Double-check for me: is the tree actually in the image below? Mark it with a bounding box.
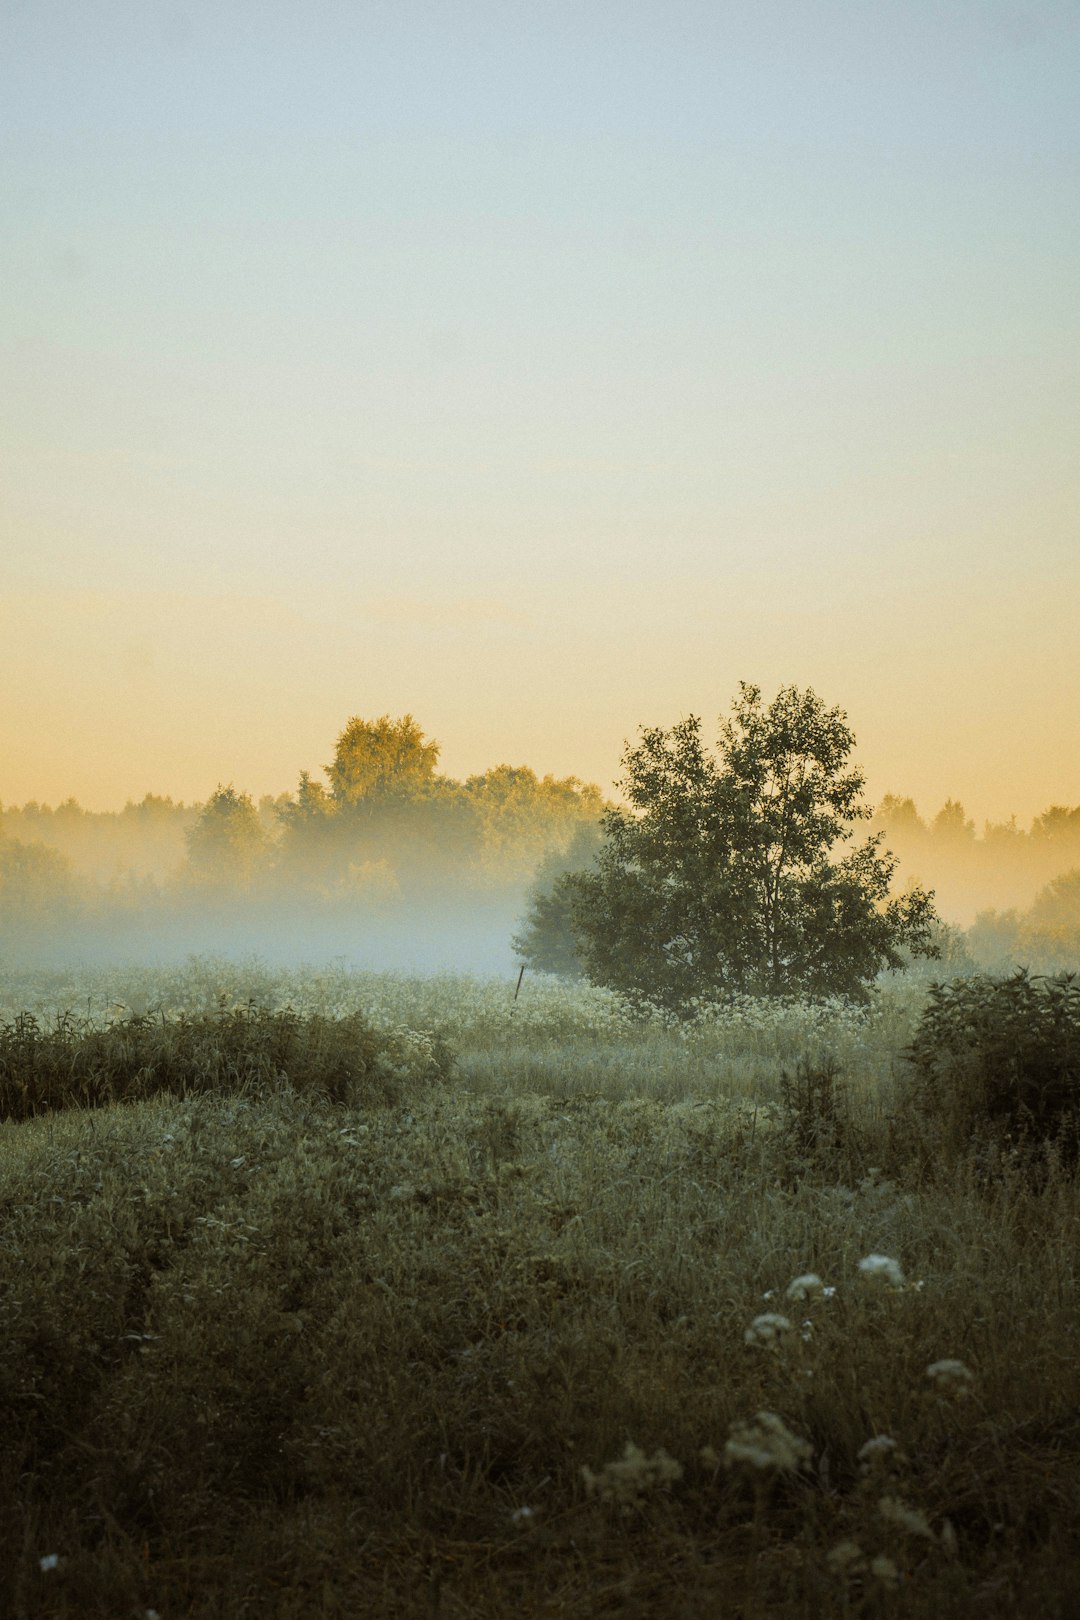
[326,714,440,806]
[279,716,481,891]
[184,786,268,891]
[564,683,939,1009]
[0,835,79,932]
[512,821,604,976]
[465,765,604,881]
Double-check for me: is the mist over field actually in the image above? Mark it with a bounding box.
[3,709,1080,983]
[0,714,605,978]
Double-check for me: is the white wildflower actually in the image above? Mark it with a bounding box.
[509,1505,535,1525]
[926,1358,975,1396]
[879,1495,934,1539]
[744,1312,794,1347]
[581,1442,683,1507]
[724,1412,812,1475]
[858,1253,905,1288]
[827,1539,866,1575]
[39,1554,60,1572]
[785,1272,825,1302]
[870,1554,900,1587]
[858,1434,902,1474]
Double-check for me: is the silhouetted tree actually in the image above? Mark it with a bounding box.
[564,683,940,1009]
[513,821,604,976]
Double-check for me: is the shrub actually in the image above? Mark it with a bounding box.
[777,1057,863,1182]
[0,1001,452,1120]
[896,971,1080,1172]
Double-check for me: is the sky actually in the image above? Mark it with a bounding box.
[2,0,1078,824]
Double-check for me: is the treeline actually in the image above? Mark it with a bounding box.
[0,716,603,949]
[868,796,1080,972]
[871,795,1080,917]
[3,714,1080,975]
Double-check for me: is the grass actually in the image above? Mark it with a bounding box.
[2,958,1079,1616]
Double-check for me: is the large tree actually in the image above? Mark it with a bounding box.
[564,683,939,1008]
[325,714,440,805]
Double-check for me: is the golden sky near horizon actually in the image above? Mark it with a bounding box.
[2,2,1078,826]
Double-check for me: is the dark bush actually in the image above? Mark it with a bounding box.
[0,1001,451,1120]
[897,971,1080,1172]
[777,1057,864,1184]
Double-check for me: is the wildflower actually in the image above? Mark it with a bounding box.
[724,1412,812,1475]
[858,1253,905,1288]
[879,1495,934,1539]
[744,1312,794,1347]
[581,1442,683,1507]
[39,1554,59,1572]
[870,1554,900,1587]
[858,1434,902,1474]
[785,1272,824,1302]
[827,1539,866,1575]
[509,1505,535,1525]
[926,1358,975,1396]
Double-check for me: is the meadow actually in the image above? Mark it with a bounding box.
[1,957,1078,1617]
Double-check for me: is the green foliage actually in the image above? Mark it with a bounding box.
[3,1067,1080,1615]
[0,834,79,930]
[0,1001,452,1120]
[466,765,603,879]
[184,785,268,890]
[513,821,604,977]
[898,971,1080,1170]
[777,1057,862,1183]
[568,683,940,1010]
[325,712,440,804]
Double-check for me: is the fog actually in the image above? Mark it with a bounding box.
[4,716,1080,983]
[0,717,603,978]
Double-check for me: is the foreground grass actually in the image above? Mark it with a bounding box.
[3,1009,1080,1616]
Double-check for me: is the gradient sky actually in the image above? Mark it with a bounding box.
[2,1,1078,822]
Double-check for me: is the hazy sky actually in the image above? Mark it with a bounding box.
[2,1,1078,822]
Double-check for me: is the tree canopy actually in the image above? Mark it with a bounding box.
[556,683,939,1008]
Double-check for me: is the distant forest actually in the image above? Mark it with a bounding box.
[2,714,1080,974]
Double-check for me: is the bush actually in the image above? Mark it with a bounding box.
[0,1001,452,1120]
[777,1057,864,1183]
[896,971,1080,1172]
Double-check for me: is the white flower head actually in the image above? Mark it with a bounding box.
[858,1434,902,1474]
[870,1554,900,1587]
[827,1539,866,1575]
[858,1253,905,1288]
[879,1495,934,1539]
[744,1312,794,1347]
[581,1442,683,1507]
[39,1554,60,1573]
[724,1411,812,1475]
[926,1358,975,1396]
[786,1272,824,1302]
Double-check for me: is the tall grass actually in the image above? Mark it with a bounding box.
[1,959,1077,1616]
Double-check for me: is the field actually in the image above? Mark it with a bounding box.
[2,958,1079,1618]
